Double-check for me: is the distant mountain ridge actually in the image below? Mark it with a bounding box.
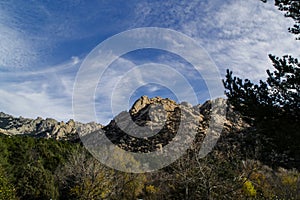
[0,111,103,140]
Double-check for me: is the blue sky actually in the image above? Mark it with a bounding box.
[0,0,299,124]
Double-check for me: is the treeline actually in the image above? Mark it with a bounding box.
[0,134,299,199]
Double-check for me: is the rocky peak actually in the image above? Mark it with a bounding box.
[130,95,177,115]
[100,96,251,155]
[103,96,206,153]
[0,112,13,118]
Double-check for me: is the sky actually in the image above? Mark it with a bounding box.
[0,0,299,124]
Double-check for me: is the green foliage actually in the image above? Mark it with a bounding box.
[17,163,58,200]
[0,164,18,200]
[0,123,298,200]
[0,134,149,200]
[0,134,79,200]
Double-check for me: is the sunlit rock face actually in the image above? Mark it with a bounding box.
[102,96,238,154]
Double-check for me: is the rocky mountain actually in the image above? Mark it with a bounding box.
[101,96,248,154]
[5,96,294,168]
[0,96,248,153]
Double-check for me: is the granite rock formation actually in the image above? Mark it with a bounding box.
[0,96,248,153]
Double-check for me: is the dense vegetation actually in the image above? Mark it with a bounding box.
[0,135,78,199]
[0,133,299,199]
[0,135,148,200]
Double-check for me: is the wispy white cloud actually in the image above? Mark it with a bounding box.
[0,1,136,123]
[1,0,299,125]
[133,0,299,82]
[0,57,81,121]
[0,89,72,120]
[204,1,299,80]
[0,10,37,69]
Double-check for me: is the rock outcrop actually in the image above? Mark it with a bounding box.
[100,96,246,154]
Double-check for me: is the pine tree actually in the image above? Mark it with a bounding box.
[223,54,299,168]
